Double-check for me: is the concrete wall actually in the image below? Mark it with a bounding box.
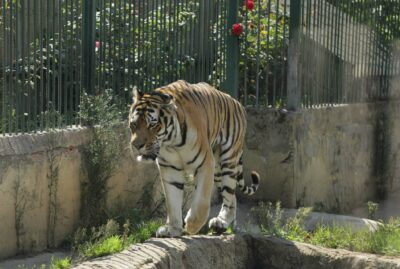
[1,100,400,259]
[0,127,159,259]
[243,101,400,215]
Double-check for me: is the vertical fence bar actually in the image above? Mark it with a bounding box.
[280,0,288,105]
[224,0,239,98]
[82,0,96,95]
[255,0,260,106]
[1,0,6,134]
[287,0,302,110]
[265,0,272,106]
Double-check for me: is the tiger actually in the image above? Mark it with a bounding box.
[128,80,259,237]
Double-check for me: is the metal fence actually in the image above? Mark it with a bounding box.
[90,0,231,101]
[295,0,400,107]
[1,0,399,134]
[239,0,290,107]
[0,0,230,134]
[1,0,83,134]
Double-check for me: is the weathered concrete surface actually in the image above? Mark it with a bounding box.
[72,234,400,269]
[243,101,400,215]
[0,127,160,259]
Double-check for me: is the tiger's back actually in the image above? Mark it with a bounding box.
[157,80,246,151]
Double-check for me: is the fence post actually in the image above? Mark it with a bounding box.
[82,0,96,94]
[225,0,239,99]
[287,0,302,110]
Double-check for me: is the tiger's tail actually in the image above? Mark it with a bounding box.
[238,171,259,195]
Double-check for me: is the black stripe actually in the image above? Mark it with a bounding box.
[158,162,183,171]
[221,186,235,194]
[239,155,243,165]
[220,142,234,157]
[187,146,202,165]
[223,204,235,209]
[165,126,174,142]
[221,161,235,170]
[221,170,234,177]
[166,181,184,190]
[231,109,238,145]
[163,115,168,127]
[176,120,187,147]
[222,102,230,146]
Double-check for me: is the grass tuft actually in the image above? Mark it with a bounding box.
[50,257,72,269]
[83,236,124,258]
[253,202,400,256]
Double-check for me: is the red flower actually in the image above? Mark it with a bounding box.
[232,23,244,36]
[244,0,255,11]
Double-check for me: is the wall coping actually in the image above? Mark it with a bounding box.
[72,234,400,269]
[0,126,91,157]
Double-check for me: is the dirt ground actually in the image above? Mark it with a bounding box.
[0,251,69,269]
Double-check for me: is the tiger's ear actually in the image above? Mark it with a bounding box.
[132,86,143,103]
[159,93,173,104]
[160,93,177,110]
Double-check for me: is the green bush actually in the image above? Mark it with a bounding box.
[79,90,125,227]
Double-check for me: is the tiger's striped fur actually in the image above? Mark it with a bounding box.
[128,80,259,237]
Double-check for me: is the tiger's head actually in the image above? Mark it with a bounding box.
[128,87,176,162]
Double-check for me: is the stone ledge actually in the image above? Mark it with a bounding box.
[0,127,91,157]
[72,234,400,269]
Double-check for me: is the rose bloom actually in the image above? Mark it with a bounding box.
[244,0,255,10]
[232,23,244,36]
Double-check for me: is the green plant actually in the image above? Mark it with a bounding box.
[71,218,162,259]
[367,201,379,220]
[83,236,124,258]
[284,207,312,241]
[46,132,62,248]
[253,202,400,256]
[13,165,39,254]
[125,220,163,245]
[50,257,72,269]
[94,1,203,94]
[252,201,284,236]
[79,90,125,227]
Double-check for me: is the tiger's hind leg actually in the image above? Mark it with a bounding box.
[208,152,242,234]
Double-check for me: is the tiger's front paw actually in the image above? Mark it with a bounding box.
[156,225,183,238]
[208,217,229,234]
